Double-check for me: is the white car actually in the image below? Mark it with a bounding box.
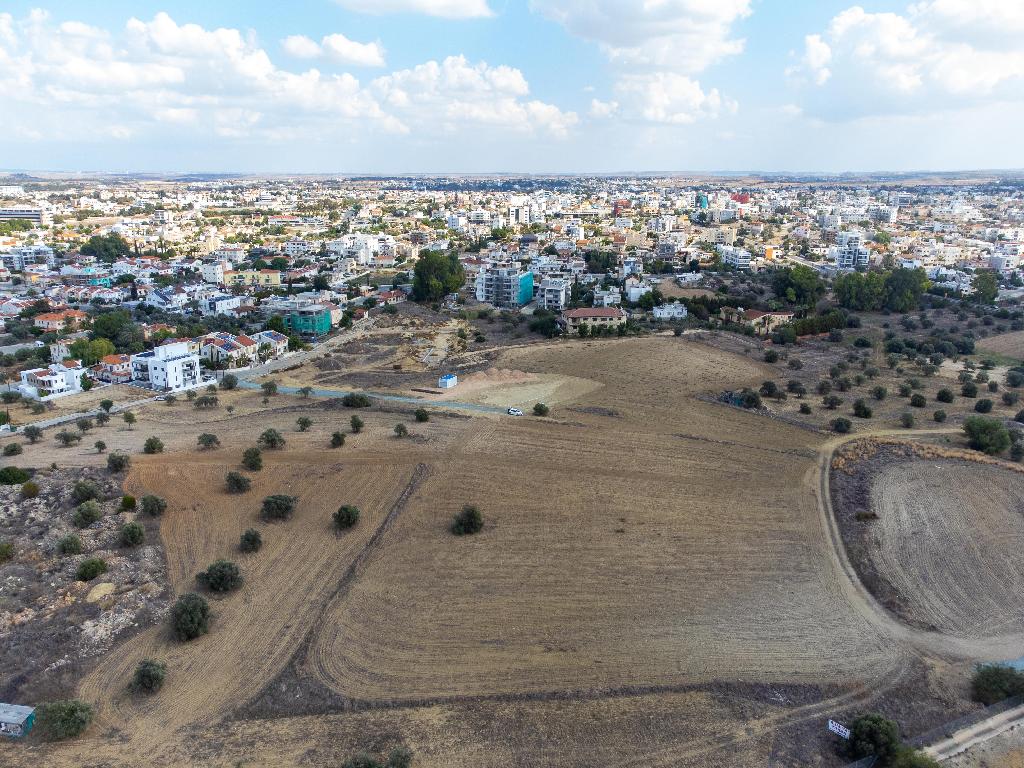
[507,407,524,416]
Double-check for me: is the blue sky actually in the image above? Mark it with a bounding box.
[2,1,1024,173]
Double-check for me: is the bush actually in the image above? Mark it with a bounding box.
[143,436,164,454]
[763,349,779,363]
[933,410,947,423]
[3,442,22,456]
[900,412,915,428]
[936,388,954,403]
[533,402,550,416]
[194,395,218,409]
[909,393,926,408]
[853,336,872,348]
[963,416,1011,455]
[21,480,39,499]
[414,408,430,422]
[340,747,413,768]
[121,494,136,510]
[76,557,107,581]
[971,664,1024,705]
[197,433,220,450]
[55,430,81,446]
[823,395,843,410]
[962,381,978,398]
[170,592,210,641]
[239,528,262,553]
[35,700,93,740]
[221,373,238,390]
[351,415,364,433]
[261,381,278,397]
[872,386,887,401]
[196,559,242,592]
[72,479,101,503]
[451,504,483,535]
[799,403,812,415]
[94,440,106,453]
[331,431,345,448]
[107,452,131,473]
[848,713,900,764]
[73,500,103,528]
[242,446,263,471]
[393,423,408,438]
[225,471,251,494]
[787,358,803,370]
[0,541,13,564]
[334,505,360,530]
[830,417,852,434]
[23,425,42,443]
[120,521,145,547]
[0,466,29,485]
[57,534,82,555]
[133,659,167,694]
[296,416,312,432]
[1003,391,1020,406]
[342,393,372,408]
[989,380,1000,393]
[853,400,872,419]
[141,494,167,517]
[974,398,993,413]
[257,428,286,449]
[261,494,297,521]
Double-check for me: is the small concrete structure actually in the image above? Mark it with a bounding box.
[438,373,458,389]
[0,703,35,738]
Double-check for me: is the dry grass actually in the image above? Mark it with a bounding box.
[979,329,1024,362]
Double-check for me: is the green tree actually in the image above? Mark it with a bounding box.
[848,713,900,764]
[80,233,131,263]
[225,471,251,494]
[123,411,136,429]
[296,416,312,432]
[412,251,465,302]
[963,416,1010,455]
[331,431,345,447]
[451,504,483,535]
[107,452,130,472]
[239,528,262,553]
[196,559,242,592]
[133,659,167,694]
[351,415,364,433]
[972,269,999,304]
[393,422,408,438]
[35,700,93,740]
[170,592,210,641]
[258,428,286,449]
[77,557,107,581]
[261,494,297,520]
[334,505,360,530]
[120,521,145,547]
[141,494,167,517]
[197,433,220,450]
[143,436,164,454]
[242,446,263,470]
[23,425,43,443]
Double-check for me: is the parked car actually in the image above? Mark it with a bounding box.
[507,407,524,416]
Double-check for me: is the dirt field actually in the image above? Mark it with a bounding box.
[979,330,1024,362]
[0,335,1008,767]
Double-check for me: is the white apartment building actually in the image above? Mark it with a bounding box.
[538,277,570,311]
[130,341,202,392]
[201,261,230,284]
[652,303,688,320]
[830,231,870,270]
[18,361,84,401]
[1,244,55,271]
[718,244,752,270]
[200,293,242,316]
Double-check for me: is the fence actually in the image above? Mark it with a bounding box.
[906,694,1024,749]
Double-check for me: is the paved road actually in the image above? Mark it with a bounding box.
[925,702,1024,761]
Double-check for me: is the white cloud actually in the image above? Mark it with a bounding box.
[589,98,618,118]
[333,0,493,19]
[282,34,321,59]
[791,3,1024,119]
[531,0,747,125]
[0,11,573,149]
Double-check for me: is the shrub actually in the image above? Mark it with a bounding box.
[763,349,779,363]
[897,384,912,397]
[799,403,812,415]
[830,417,852,434]
[170,592,210,641]
[963,416,1011,455]
[0,466,29,485]
[55,430,81,447]
[1013,442,1024,462]
[72,480,101,503]
[194,395,218,409]
[143,436,164,454]
[739,389,762,409]
[242,447,262,471]
[973,398,993,414]
[331,431,345,448]
[451,504,483,535]
[99,399,114,412]
[296,416,312,432]
[853,336,872,348]
[122,411,136,429]
[107,452,131,473]
[971,664,1024,705]
[261,494,297,521]
[0,541,13,564]
[197,433,220,450]
[909,393,926,408]
[133,659,167,694]
[120,521,145,547]
[340,747,413,768]
[257,428,286,449]
[239,528,262,553]
[823,395,843,410]
[334,505,360,530]
[848,713,900,764]
[936,388,954,403]
[342,393,372,408]
[871,386,887,401]
[828,329,843,342]
[141,494,167,517]
[787,358,803,370]
[76,418,93,433]
[21,480,39,498]
[73,500,102,528]
[94,440,106,453]
[962,381,978,398]
[414,408,430,422]
[3,442,22,456]
[1003,391,1020,406]
[221,373,238,390]
[988,380,1000,393]
[260,381,278,396]
[57,534,82,555]
[76,557,107,581]
[853,400,873,419]
[121,494,136,510]
[35,700,93,740]
[23,425,42,443]
[533,402,550,416]
[196,559,242,592]
[900,412,915,428]
[225,471,251,494]
[351,415,364,433]
[933,410,947,423]
[393,423,408,438]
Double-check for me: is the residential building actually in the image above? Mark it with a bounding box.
[1,244,55,271]
[560,307,627,332]
[538,277,570,310]
[18,361,84,400]
[831,231,870,270]
[475,261,534,308]
[91,353,132,384]
[718,245,752,270]
[200,332,258,367]
[201,294,242,316]
[130,341,202,392]
[652,303,688,320]
[284,304,333,336]
[0,206,49,226]
[251,329,289,359]
[719,307,794,335]
[33,309,88,332]
[224,269,283,287]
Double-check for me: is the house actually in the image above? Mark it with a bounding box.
[0,703,35,738]
[91,353,132,384]
[33,309,88,332]
[18,361,84,400]
[593,288,622,307]
[200,294,242,317]
[560,307,627,332]
[251,329,289,359]
[377,289,406,306]
[130,341,202,392]
[652,303,688,320]
[145,287,191,312]
[224,269,283,287]
[720,307,794,335]
[200,332,258,367]
[538,277,570,310]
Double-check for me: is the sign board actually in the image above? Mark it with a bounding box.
[828,719,851,740]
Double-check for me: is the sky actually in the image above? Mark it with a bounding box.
[2,0,1024,174]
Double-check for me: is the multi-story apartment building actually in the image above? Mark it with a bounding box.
[130,341,202,392]
[538,277,570,311]
[475,261,534,308]
[831,230,870,270]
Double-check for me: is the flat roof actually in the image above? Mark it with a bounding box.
[0,703,34,723]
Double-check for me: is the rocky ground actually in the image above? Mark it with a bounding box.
[0,466,169,703]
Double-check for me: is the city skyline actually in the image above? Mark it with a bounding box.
[3,1,1024,173]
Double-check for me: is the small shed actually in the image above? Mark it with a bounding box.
[0,703,35,738]
[438,374,458,389]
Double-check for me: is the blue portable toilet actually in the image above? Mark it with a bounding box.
[0,703,35,738]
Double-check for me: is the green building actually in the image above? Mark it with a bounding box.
[284,305,332,337]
